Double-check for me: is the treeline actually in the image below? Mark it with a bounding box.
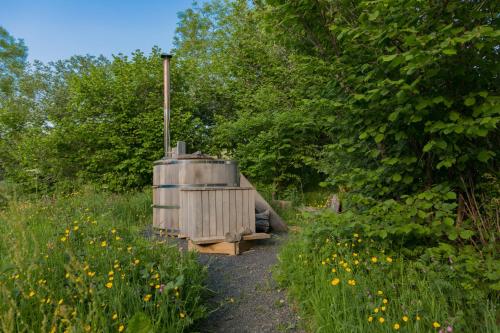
[1,1,499,230]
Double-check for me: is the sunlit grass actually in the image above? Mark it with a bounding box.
[276,211,499,333]
[0,188,206,332]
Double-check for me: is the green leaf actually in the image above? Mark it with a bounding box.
[368,10,380,21]
[381,54,398,62]
[464,97,476,106]
[477,150,494,162]
[359,132,368,139]
[442,48,457,55]
[374,133,384,143]
[392,174,402,182]
[388,111,398,122]
[445,191,457,200]
[449,112,460,121]
[459,230,475,240]
[443,217,454,226]
[127,312,153,333]
[423,142,433,152]
[447,230,458,241]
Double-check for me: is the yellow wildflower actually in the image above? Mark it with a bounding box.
[348,279,356,286]
[60,236,67,242]
[73,226,79,231]
[371,256,378,263]
[114,263,120,269]
[402,315,409,322]
[331,278,340,286]
[346,267,351,272]
[383,299,388,304]
[155,284,160,289]
[332,254,337,258]
[143,294,152,302]
[374,308,379,313]
[65,229,70,234]
[118,324,124,332]
[321,261,326,265]
[354,233,359,238]
[331,268,336,273]
[105,282,113,289]
[28,290,36,297]
[386,256,393,263]
[394,323,400,330]
[109,276,114,281]
[134,259,140,265]
[353,253,358,257]
[111,229,117,234]
[108,271,114,276]
[87,271,96,277]
[433,322,440,328]
[58,299,64,305]
[180,312,186,319]
[112,313,118,320]
[127,246,132,252]
[377,290,383,295]
[115,236,121,241]
[416,315,421,321]
[358,239,362,243]
[379,317,385,324]
[368,316,373,322]
[65,272,70,279]
[381,306,386,311]
[101,241,107,247]
[354,260,359,265]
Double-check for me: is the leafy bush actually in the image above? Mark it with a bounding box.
[0,189,207,332]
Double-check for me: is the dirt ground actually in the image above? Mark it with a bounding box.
[190,234,303,333]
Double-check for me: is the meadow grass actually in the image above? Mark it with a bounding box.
[0,187,206,333]
[276,211,499,333]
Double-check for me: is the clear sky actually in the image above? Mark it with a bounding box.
[0,0,196,63]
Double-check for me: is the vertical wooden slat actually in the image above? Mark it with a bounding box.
[208,190,216,236]
[242,189,249,231]
[194,191,203,239]
[236,189,243,231]
[223,189,230,235]
[216,190,223,236]
[201,190,210,238]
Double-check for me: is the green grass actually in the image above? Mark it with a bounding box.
[275,210,499,333]
[0,187,207,333]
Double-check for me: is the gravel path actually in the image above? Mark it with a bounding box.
[191,233,302,333]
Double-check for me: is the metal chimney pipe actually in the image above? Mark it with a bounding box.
[161,53,172,157]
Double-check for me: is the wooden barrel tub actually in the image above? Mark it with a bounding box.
[152,158,240,234]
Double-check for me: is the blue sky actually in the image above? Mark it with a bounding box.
[0,0,196,63]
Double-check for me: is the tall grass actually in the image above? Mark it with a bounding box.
[0,187,206,333]
[276,212,499,332]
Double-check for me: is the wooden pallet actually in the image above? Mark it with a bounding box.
[187,233,271,255]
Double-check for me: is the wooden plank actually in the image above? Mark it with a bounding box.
[209,189,216,237]
[242,233,271,241]
[229,189,236,234]
[191,233,270,244]
[188,240,239,256]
